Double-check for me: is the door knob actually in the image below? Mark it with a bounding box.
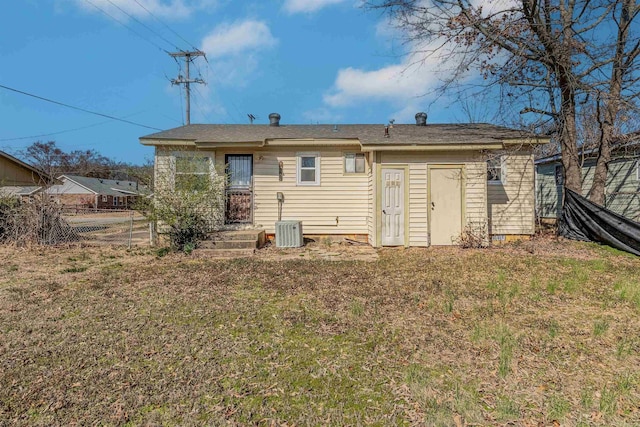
[382,209,387,214]
[431,202,435,210]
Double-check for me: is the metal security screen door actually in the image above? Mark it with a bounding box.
[225,154,253,224]
[381,168,405,246]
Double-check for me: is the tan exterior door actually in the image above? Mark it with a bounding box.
[429,167,463,245]
[382,168,405,246]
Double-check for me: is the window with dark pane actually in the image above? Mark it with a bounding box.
[487,156,502,183]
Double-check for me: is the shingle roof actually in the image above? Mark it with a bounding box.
[62,175,143,196]
[0,186,42,196]
[140,123,540,146]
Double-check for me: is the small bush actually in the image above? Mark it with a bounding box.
[455,222,488,248]
[0,194,78,246]
[145,153,225,253]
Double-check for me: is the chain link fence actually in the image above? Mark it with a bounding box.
[61,208,151,248]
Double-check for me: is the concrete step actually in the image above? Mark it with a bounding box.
[192,248,255,258]
[207,230,265,241]
[199,239,258,250]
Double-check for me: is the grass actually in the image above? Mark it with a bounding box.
[0,239,640,425]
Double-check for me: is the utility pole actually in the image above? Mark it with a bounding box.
[169,50,206,125]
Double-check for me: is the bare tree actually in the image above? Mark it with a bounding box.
[366,0,640,202]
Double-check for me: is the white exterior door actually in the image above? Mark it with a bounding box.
[429,167,463,245]
[381,168,405,246]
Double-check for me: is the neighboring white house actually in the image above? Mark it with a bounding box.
[140,113,548,247]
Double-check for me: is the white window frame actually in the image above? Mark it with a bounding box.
[102,195,107,203]
[344,152,366,174]
[487,155,506,185]
[296,152,320,186]
[172,151,215,190]
[636,160,640,181]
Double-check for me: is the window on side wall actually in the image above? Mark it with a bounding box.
[297,153,320,185]
[174,153,212,191]
[344,153,366,174]
[487,155,505,184]
[555,164,564,186]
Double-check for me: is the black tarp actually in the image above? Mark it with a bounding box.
[558,188,640,256]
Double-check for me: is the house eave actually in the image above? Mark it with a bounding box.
[195,141,265,149]
[361,143,505,152]
[264,138,361,147]
[139,138,196,146]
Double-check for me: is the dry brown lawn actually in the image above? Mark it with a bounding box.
[1,237,639,426]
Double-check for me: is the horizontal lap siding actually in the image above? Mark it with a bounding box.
[536,163,562,218]
[488,152,535,235]
[216,148,368,235]
[537,158,640,221]
[381,151,487,247]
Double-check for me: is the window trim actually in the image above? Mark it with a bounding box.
[487,155,506,185]
[343,152,366,175]
[296,152,320,186]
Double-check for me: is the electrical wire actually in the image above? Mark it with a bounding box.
[0,111,149,142]
[0,83,163,131]
[103,0,183,52]
[83,0,169,53]
[131,0,201,52]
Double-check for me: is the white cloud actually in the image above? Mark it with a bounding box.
[199,20,277,89]
[201,20,277,58]
[71,0,218,20]
[283,0,348,14]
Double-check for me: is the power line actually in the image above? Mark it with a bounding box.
[103,0,182,52]
[83,0,169,53]
[0,83,163,131]
[0,112,148,142]
[131,0,201,52]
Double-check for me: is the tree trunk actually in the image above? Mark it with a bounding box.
[587,0,633,206]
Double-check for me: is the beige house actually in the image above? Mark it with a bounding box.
[0,150,50,200]
[140,114,547,247]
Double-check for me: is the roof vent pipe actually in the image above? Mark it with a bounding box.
[269,113,281,127]
[415,112,427,126]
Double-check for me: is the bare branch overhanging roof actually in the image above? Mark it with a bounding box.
[140,123,546,146]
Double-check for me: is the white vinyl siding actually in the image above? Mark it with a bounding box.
[216,147,369,235]
[380,151,488,247]
[487,152,536,235]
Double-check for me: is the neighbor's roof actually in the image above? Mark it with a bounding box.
[140,123,544,147]
[535,131,640,165]
[0,185,42,196]
[0,150,50,182]
[60,175,144,196]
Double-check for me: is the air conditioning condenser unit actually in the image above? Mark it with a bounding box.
[275,220,303,248]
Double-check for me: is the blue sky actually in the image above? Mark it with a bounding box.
[0,0,489,164]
